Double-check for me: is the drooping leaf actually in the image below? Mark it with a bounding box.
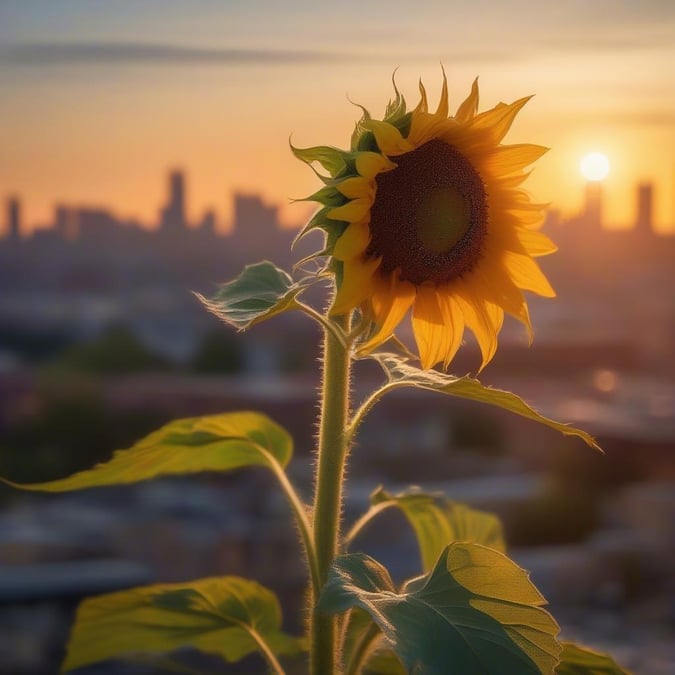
[195,261,306,331]
[363,486,505,571]
[557,642,633,674]
[320,543,561,675]
[3,411,292,491]
[370,353,601,451]
[61,576,304,673]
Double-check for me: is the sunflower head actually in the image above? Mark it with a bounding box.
[293,73,556,371]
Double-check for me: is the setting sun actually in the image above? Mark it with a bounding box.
[580,152,610,182]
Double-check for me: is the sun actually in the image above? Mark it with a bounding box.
[580,152,610,181]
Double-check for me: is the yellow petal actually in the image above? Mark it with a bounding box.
[328,198,371,223]
[358,275,416,353]
[437,292,465,369]
[514,228,558,257]
[364,120,413,156]
[331,256,381,316]
[495,171,533,189]
[502,250,556,297]
[414,79,429,114]
[455,78,479,123]
[333,222,371,261]
[355,151,397,179]
[469,96,533,143]
[412,285,450,370]
[336,176,374,200]
[479,260,533,340]
[435,68,449,118]
[454,280,501,370]
[408,110,445,146]
[486,144,549,175]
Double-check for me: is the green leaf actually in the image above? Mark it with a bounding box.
[61,576,304,673]
[320,543,561,675]
[3,411,292,491]
[195,261,306,331]
[364,649,407,674]
[367,486,505,571]
[557,642,633,674]
[371,353,601,451]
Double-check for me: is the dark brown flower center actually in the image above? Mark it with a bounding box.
[366,138,488,285]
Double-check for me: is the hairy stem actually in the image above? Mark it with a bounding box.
[296,301,349,349]
[310,313,351,675]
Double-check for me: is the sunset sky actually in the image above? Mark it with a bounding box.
[1,0,674,234]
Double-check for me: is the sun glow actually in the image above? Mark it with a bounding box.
[580,152,610,182]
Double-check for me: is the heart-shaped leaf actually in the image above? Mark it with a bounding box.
[370,353,600,451]
[320,543,561,674]
[3,411,292,491]
[195,261,306,331]
[62,576,304,673]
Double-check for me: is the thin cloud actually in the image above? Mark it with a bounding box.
[0,42,351,66]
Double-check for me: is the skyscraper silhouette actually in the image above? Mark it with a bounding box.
[6,196,21,241]
[635,183,653,234]
[159,170,187,232]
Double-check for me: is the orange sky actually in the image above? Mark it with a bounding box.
[1,2,674,234]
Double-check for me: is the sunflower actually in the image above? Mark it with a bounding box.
[294,74,556,370]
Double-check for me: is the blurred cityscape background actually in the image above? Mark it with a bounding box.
[1,1,674,673]
[1,168,674,674]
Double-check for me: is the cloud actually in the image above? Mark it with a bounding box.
[0,42,348,66]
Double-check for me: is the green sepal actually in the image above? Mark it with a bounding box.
[370,353,601,451]
[350,103,373,151]
[289,141,349,178]
[195,261,309,332]
[383,74,407,124]
[297,184,348,208]
[292,206,346,250]
[364,486,505,571]
[557,642,633,674]
[2,411,292,492]
[320,543,561,675]
[61,576,305,673]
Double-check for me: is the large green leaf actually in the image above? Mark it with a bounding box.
[557,642,632,674]
[371,353,601,451]
[195,261,306,331]
[61,576,304,673]
[366,486,505,571]
[3,411,292,491]
[320,543,561,674]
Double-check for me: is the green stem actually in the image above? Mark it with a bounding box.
[311,313,351,675]
[296,301,349,349]
[246,626,287,675]
[265,453,320,597]
[344,621,382,675]
[346,381,403,445]
[342,501,393,553]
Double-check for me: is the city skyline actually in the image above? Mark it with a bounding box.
[2,166,674,241]
[2,2,674,233]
